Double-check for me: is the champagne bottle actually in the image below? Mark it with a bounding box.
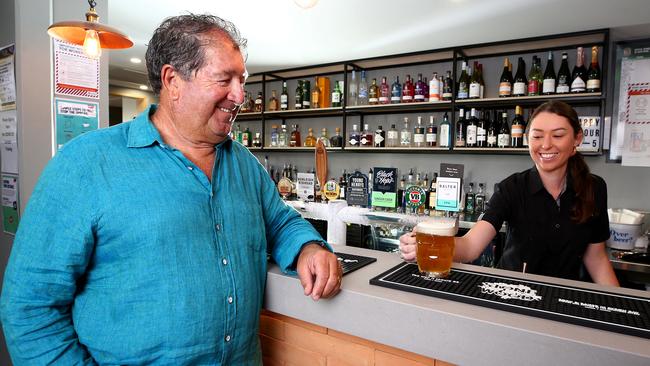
[512,57,527,97]
[556,52,571,94]
[542,51,556,95]
[498,57,513,97]
[570,47,587,93]
[586,46,601,93]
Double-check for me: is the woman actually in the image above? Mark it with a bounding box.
[399,101,619,286]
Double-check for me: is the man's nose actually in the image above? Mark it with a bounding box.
[230,81,245,105]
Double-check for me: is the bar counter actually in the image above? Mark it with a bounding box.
[263,245,650,366]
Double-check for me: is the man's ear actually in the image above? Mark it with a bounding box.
[160,65,181,100]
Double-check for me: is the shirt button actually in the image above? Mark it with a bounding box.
[555,224,560,229]
[187,166,193,170]
[228,296,233,304]
[215,224,221,231]
[225,335,231,342]
[222,258,228,265]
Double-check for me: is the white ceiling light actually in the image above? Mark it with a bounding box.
[293,0,318,9]
[139,85,148,90]
[130,57,142,64]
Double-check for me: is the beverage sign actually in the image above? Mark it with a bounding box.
[346,171,369,207]
[436,176,461,211]
[578,116,600,152]
[405,185,426,210]
[277,177,293,199]
[323,179,340,201]
[371,167,397,208]
[296,172,315,202]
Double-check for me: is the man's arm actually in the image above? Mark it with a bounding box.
[0,150,97,365]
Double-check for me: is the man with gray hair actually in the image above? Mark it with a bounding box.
[1,14,341,365]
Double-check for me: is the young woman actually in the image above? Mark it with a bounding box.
[399,101,619,286]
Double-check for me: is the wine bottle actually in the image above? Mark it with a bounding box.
[442,71,453,100]
[586,46,601,93]
[527,56,542,96]
[497,112,510,148]
[455,108,466,147]
[466,108,477,147]
[457,62,469,99]
[469,61,481,99]
[486,110,497,148]
[570,47,587,93]
[498,57,513,97]
[476,109,486,148]
[542,51,556,95]
[512,57,527,97]
[510,106,525,148]
[556,52,571,94]
[439,112,451,148]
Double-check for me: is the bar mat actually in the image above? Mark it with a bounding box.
[336,252,377,275]
[370,262,650,338]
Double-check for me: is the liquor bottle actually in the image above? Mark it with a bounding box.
[240,92,250,113]
[486,110,497,147]
[476,109,486,148]
[270,125,279,147]
[570,47,587,93]
[542,51,556,95]
[358,71,369,105]
[475,183,486,214]
[457,61,469,99]
[477,63,485,98]
[426,116,437,147]
[586,46,601,92]
[455,108,466,147]
[348,70,358,106]
[469,61,481,99]
[252,132,262,147]
[511,106,525,147]
[278,124,289,147]
[402,74,415,103]
[348,124,360,147]
[374,125,386,147]
[290,124,301,147]
[556,52,571,94]
[311,81,320,109]
[423,77,430,102]
[304,128,317,147]
[414,73,427,102]
[331,81,342,107]
[513,57,527,97]
[339,173,347,200]
[368,78,379,105]
[439,112,451,148]
[429,72,440,101]
[497,112,510,148]
[268,90,279,111]
[253,91,263,112]
[527,56,542,96]
[338,80,345,106]
[280,81,289,110]
[379,76,390,104]
[397,175,406,213]
[294,81,303,109]
[361,124,373,147]
[442,71,453,100]
[413,116,425,147]
[428,172,438,211]
[466,108,478,147]
[232,123,241,142]
[330,127,343,147]
[498,57,513,97]
[386,124,399,147]
[241,126,251,147]
[400,117,412,147]
[318,128,331,147]
[465,182,475,215]
[301,80,311,109]
[390,76,402,104]
[422,173,430,213]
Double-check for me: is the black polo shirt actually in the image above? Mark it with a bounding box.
[481,167,609,280]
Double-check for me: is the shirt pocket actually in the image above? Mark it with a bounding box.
[229,202,266,253]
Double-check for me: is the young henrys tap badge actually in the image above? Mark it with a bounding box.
[371,167,397,208]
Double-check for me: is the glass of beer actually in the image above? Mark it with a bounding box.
[415,217,458,278]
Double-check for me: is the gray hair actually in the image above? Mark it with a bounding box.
[145,14,247,95]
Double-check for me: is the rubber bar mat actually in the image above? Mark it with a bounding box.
[369,262,650,338]
[336,252,377,275]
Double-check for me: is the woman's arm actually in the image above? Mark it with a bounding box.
[583,242,619,287]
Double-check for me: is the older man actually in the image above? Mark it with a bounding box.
[1,14,340,365]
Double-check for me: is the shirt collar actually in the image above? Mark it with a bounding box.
[528,166,574,195]
[126,104,233,150]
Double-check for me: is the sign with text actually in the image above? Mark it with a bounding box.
[2,173,19,234]
[55,98,99,151]
[346,171,369,207]
[436,176,461,212]
[296,172,315,202]
[371,167,397,208]
[578,116,601,152]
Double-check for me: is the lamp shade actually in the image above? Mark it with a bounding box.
[47,21,133,49]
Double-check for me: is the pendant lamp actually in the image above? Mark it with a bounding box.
[47,0,133,59]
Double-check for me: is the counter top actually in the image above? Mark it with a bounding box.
[264,245,650,366]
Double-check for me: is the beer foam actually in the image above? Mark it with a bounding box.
[416,218,458,236]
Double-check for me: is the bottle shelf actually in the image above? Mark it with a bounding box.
[453,92,603,108]
[263,107,344,119]
[344,146,450,152]
[236,112,263,121]
[453,147,529,154]
[345,100,452,115]
[261,146,343,152]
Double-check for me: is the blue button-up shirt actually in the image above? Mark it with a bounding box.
[1,105,326,365]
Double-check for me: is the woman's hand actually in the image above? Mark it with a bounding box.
[399,230,417,262]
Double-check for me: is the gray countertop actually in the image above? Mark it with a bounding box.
[264,245,650,366]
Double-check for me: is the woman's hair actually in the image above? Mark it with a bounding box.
[529,101,593,224]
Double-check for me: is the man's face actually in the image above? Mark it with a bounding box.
[172,35,247,145]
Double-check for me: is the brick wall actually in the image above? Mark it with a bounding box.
[259,310,455,366]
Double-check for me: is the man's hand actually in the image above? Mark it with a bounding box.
[296,243,342,301]
[399,230,417,262]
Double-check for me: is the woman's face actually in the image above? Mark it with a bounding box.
[528,111,583,175]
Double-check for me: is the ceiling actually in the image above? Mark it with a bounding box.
[107,0,650,89]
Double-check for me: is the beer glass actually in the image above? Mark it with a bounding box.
[415,217,458,278]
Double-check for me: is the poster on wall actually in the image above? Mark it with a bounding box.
[2,174,19,235]
[0,44,16,111]
[621,83,650,167]
[0,109,18,174]
[53,39,100,99]
[55,98,99,151]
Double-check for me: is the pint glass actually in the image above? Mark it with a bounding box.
[415,217,458,278]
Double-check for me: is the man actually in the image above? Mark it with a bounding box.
[1,14,341,365]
